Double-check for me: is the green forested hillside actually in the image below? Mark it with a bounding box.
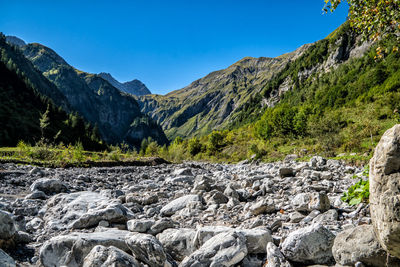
[0,58,105,150]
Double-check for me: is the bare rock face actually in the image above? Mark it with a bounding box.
[332,225,400,267]
[370,124,400,258]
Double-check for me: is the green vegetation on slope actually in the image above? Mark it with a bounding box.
[0,34,106,150]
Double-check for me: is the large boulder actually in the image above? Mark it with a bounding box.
[370,124,400,258]
[42,191,134,230]
[157,228,196,261]
[39,229,131,267]
[30,178,68,195]
[180,231,247,267]
[125,232,172,267]
[160,194,202,217]
[332,225,400,267]
[281,224,334,265]
[0,210,16,248]
[82,245,141,267]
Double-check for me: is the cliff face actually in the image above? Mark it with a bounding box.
[21,43,167,147]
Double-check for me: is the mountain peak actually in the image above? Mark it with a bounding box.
[98,72,151,96]
[5,36,26,47]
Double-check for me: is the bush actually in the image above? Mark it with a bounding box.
[188,137,203,156]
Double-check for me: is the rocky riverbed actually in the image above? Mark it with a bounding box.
[1,153,394,267]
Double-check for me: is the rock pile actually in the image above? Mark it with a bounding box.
[2,125,400,266]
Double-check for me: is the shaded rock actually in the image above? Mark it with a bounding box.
[83,245,141,267]
[43,191,134,230]
[30,178,68,195]
[148,218,175,235]
[173,168,193,176]
[180,231,247,267]
[0,210,15,240]
[25,190,46,200]
[238,228,272,254]
[125,232,170,267]
[290,211,305,223]
[39,229,131,267]
[370,124,400,258]
[265,242,292,267]
[279,167,294,178]
[0,248,16,267]
[332,225,400,267]
[157,228,196,261]
[281,224,334,265]
[160,194,202,216]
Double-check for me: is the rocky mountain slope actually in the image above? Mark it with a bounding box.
[99,72,151,96]
[2,125,400,266]
[10,39,167,147]
[137,23,372,140]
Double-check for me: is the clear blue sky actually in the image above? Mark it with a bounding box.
[1,0,349,95]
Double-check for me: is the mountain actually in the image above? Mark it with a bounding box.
[136,23,374,141]
[5,36,26,47]
[99,72,151,96]
[15,41,167,147]
[136,45,311,140]
[0,34,105,149]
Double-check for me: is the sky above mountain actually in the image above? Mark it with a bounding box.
[1,0,349,95]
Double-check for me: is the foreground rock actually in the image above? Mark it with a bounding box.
[125,232,172,267]
[281,224,334,265]
[332,225,400,267]
[0,249,16,267]
[42,191,133,230]
[180,231,247,267]
[370,124,400,258]
[0,210,16,248]
[39,229,131,267]
[83,245,141,267]
[266,242,292,267]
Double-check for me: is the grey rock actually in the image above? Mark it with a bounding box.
[180,231,248,267]
[30,178,68,195]
[43,191,134,230]
[125,232,170,267]
[193,225,233,248]
[82,245,141,267]
[148,218,175,235]
[237,228,272,254]
[25,190,47,200]
[281,224,335,265]
[370,124,400,258]
[160,194,202,216]
[308,192,330,212]
[250,198,275,215]
[313,209,338,224]
[0,210,16,247]
[0,248,16,267]
[173,168,193,176]
[127,219,155,233]
[25,217,44,233]
[290,211,305,223]
[291,193,311,212]
[266,242,292,267]
[39,229,131,267]
[332,225,400,267]
[157,228,196,261]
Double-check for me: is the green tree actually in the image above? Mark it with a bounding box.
[40,104,51,141]
[188,137,203,156]
[324,0,400,42]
